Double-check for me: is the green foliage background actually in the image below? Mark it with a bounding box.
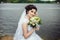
[0,0,56,3]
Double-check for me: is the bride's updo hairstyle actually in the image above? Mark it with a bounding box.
[25,5,37,14]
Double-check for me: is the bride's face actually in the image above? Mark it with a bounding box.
[27,9,37,18]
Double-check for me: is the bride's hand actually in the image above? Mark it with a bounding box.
[33,27,39,31]
[35,27,40,31]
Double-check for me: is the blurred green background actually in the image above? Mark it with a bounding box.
[0,0,60,3]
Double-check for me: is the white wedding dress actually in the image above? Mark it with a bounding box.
[13,16,43,40]
[13,10,43,40]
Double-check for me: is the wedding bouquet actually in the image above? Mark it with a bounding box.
[28,16,42,28]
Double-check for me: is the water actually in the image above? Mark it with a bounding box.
[0,3,60,40]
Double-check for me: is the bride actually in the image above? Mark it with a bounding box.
[13,5,43,40]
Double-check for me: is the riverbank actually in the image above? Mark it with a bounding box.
[0,35,13,40]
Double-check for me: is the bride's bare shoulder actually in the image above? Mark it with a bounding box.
[22,17,29,23]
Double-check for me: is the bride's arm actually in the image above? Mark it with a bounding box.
[22,23,35,39]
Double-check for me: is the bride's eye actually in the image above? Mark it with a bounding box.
[31,11,33,13]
